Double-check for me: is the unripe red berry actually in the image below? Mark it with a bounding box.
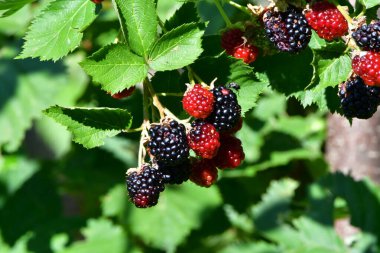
[188,121,220,159]
[352,52,380,86]
[190,159,218,187]
[182,84,214,119]
[111,86,136,99]
[233,44,259,64]
[213,134,245,169]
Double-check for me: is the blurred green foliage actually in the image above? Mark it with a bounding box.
[1,0,380,253]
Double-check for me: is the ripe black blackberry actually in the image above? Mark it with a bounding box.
[353,22,380,52]
[147,120,190,166]
[159,159,191,185]
[206,86,241,132]
[339,76,380,119]
[126,164,165,208]
[263,6,311,53]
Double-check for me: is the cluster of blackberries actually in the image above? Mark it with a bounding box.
[340,20,380,119]
[126,84,245,208]
[221,1,348,60]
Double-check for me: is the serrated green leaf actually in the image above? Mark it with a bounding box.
[44,106,132,149]
[164,2,200,31]
[80,44,148,94]
[219,242,280,253]
[149,23,204,71]
[252,178,299,233]
[101,184,127,218]
[115,0,157,58]
[0,0,33,17]
[0,53,87,152]
[54,219,127,253]
[358,0,379,9]
[17,0,97,61]
[0,232,34,253]
[308,31,327,50]
[228,60,269,116]
[314,54,351,91]
[129,183,222,252]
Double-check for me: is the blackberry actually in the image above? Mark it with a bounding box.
[147,120,190,166]
[159,159,191,185]
[126,164,165,208]
[353,22,380,52]
[213,134,245,169]
[339,76,380,119]
[221,29,244,55]
[352,52,380,86]
[111,86,135,99]
[182,84,214,119]
[206,86,241,132]
[263,6,312,53]
[190,159,218,187]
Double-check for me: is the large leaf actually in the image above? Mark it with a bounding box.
[0,53,87,152]
[17,0,97,61]
[53,219,127,253]
[80,44,148,94]
[129,183,222,252]
[358,0,379,9]
[148,23,204,71]
[164,2,200,31]
[44,106,132,149]
[0,0,34,17]
[314,54,351,91]
[115,0,158,58]
[0,233,33,253]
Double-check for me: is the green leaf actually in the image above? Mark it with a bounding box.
[115,0,158,58]
[129,183,222,252]
[308,31,327,50]
[80,44,148,94]
[0,232,34,253]
[0,0,33,17]
[164,2,200,31]
[220,242,280,253]
[101,184,127,218]
[149,23,204,71]
[252,178,299,233]
[44,106,133,149]
[54,219,127,253]
[0,53,87,152]
[17,0,97,61]
[314,54,351,91]
[358,0,379,9]
[229,60,269,116]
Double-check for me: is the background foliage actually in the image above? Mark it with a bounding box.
[1,0,380,253]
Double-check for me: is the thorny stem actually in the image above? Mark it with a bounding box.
[213,0,233,27]
[228,1,251,15]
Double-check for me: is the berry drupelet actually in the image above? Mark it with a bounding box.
[206,86,241,132]
[352,52,380,86]
[305,1,348,41]
[188,121,220,159]
[353,21,380,52]
[190,159,218,187]
[339,76,380,119]
[111,86,136,99]
[212,134,245,169]
[221,29,245,55]
[182,84,215,119]
[263,6,312,53]
[147,120,190,166]
[159,159,191,185]
[126,164,165,208]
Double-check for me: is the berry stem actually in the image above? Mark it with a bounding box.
[227,1,250,15]
[157,92,184,97]
[337,5,353,25]
[213,0,233,28]
[187,66,206,85]
[186,66,196,85]
[144,79,165,119]
[137,121,149,168]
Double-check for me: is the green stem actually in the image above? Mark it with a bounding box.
[227,1,250,15]
[337,5,353,25]
[157,92,184,97]
[144,79,165,119]
[213,0,232,27]
[158,16,168,33]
